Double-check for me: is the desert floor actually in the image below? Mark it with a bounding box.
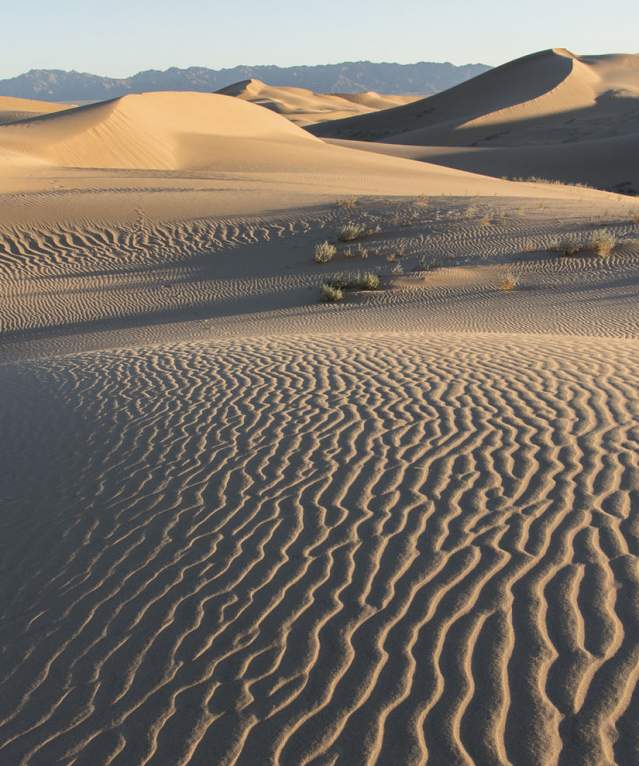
[1,116,639,765]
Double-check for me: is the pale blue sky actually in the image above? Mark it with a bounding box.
[3,0,638,78]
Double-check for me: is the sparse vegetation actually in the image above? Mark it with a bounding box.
[589,229,616,257]
[354,243,369,259]
[337,196,358,209]
[357,272,381,290]
[553,236,582,257]
[498,270,519,291]
[479,212,493,227]
[314,241,337,263]
[551,229,617,258]
[506,175,592,189]
[320,283,343,302]
[325,271,381,291]
[338,222,368,242]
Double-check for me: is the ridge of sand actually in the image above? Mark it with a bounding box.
[0,91,323,170]
[0,96,73,125]
[0,89,597,194]
[216,79,420,126]
[311,48,639,146]
[311,48,639,190]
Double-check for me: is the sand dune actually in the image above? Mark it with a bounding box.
[0,91,322,171]
[216,79,419,126]
[311,48,639,146]
[1,77,639,765]
[311,49,639,190]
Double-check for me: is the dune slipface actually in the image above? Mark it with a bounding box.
[1,77,639,766]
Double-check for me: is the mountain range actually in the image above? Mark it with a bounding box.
[0,61,490,102]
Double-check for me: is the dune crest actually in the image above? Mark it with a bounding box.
[0,91,318,170]
[216,78,420,126]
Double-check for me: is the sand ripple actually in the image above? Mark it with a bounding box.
[1,333,637,765]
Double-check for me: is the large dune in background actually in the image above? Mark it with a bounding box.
[1,89,586,200]
[216,78,420,126]
[311,49,639,191]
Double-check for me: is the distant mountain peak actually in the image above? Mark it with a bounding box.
[0,61,491,102]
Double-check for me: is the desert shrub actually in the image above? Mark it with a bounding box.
[337,196,358,209]
[314,241,337,263]
[325,271,380,291]
[498,271,519,291]
[357,272,380,290]
[589,229,616,257]
[553,237,582,256]
[479,212,493,226]
[354,243,369,259]
[320,283,343,302]
[338,222,367,242]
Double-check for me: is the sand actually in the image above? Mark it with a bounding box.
[1,86,639,765]
[216,79,420,126]
[0,96,73,125]
[311,49,639,191]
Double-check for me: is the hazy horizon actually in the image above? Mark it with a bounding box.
[3,0,638,80]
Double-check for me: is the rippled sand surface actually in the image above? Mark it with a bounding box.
[1,101,639,763]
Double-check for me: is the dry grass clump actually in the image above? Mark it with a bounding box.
[357,272,381,290]
[326,271,381,291]
[589,229,616,258]
[337,196,358,209]
[508,175,592,189]
[498,270,519,291]
[314,241,337,263]
[344,242,369,259]
[320,283,343,302]
[479,212,494,227]
[553,236,582,257]
[338,222,368,242]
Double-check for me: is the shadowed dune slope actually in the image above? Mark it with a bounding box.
[329,133,639,193]
[311,48,639,147]
[216,79,420,126]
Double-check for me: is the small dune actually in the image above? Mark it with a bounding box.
[216,79,420,126]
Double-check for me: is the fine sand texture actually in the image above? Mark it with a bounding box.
[216,79,420,126]
[311,49,639,191]
[1,89,639,766]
